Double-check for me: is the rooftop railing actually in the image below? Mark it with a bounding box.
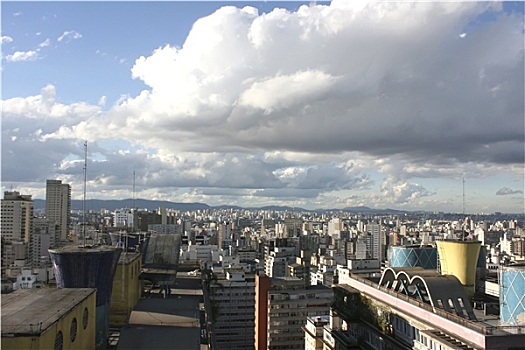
[348,273,524,336]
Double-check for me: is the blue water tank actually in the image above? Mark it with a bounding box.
[49,246,121,349]
[500,264,525,325]
[388,245,437,269]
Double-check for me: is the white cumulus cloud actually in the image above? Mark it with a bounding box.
[1,36,13,44]
[2,2,524,212]
[5,50,38,62]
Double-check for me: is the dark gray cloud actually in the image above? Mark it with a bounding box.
[496,187,524,196]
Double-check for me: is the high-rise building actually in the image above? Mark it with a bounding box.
[1,191,34,244]
[366,222,384,261]
[204,269,255,349]
[29,217,58,268]
[1,191,33,277]
[45,179,71,242]
[255,275,333,350]
[218,222,232,250]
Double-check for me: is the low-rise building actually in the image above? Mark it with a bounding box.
[1,288,96,350]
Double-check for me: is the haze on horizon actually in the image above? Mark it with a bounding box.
[1,1,524,214]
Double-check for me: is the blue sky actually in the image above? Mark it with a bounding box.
[1,1,524,213]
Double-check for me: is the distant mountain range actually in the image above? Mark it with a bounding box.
[32,198,408,214]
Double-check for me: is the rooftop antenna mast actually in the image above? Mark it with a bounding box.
[132,170,136,233]
[133,170,136,211]
[462,176,466,241]
[462,176,466,217]
[83,141,88,247]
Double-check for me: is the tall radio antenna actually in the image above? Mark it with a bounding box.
[133,170,136,210]
[83,141,88,247]
[462,176,466,216]
[132,170,136,232]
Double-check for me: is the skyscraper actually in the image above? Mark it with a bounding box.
[45,179,71,242]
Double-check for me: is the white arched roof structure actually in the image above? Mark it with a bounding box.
[378,267,476,320]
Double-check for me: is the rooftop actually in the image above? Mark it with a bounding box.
[1,288,96,336]
[48,245,121,254]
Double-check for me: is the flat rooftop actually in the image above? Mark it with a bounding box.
[116,272,204,349]
[118,251,141,264]
[49,245,121,253]
[2,288,96,336]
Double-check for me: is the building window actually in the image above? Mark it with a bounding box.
[70,318,77,342]
[82,308,89,329]
[54,331,63,350]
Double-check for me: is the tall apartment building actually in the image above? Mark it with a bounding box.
[255,275,333,350]
[1,191,34,243]
[45,179,71,242]
[218,222,232,250]
[204,269,255,349]
[366,222,384,261]
[29,217,58,268]
[1,191,33,277]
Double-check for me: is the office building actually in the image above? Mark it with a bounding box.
[45,179,71,242]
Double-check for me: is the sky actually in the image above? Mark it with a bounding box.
[1,1,524,214]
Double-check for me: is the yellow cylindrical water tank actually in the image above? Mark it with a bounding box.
[436,240,481,297]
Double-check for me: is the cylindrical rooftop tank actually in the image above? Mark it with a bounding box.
[388,245,438,269]
[436,240,481,297]
[49,245,122,350]
[500,264,525,325]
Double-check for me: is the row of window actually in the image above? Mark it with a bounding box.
[54,307,89,350]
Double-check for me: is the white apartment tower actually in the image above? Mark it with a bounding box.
[1,191,34,244]
[45,179,71,242]
[1,191,33,276]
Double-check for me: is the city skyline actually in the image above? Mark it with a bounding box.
[1,1,524,214]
